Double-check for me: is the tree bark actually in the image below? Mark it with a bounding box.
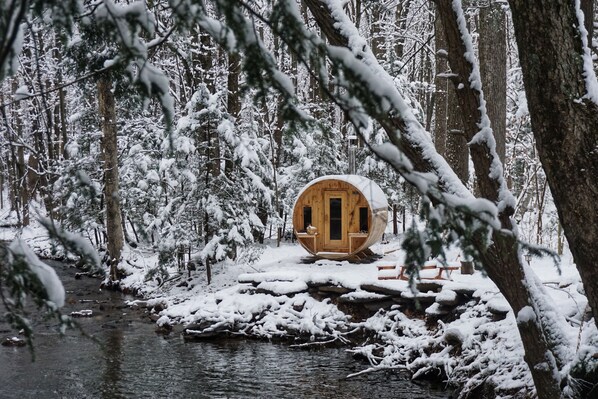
[11,80,29,226]
[508,0,598,333]
[17,144,29,226]
[393,204,398,235]
[272,36,285,169]
[394,0,412,59]
[225,51,241,176]
[581,0,594,40]
[479,1,507,163]
[436,5,469,183]
[303,1,573,397]
[199,30,220,178]
[434,2,570,397]
[433,10,448,157]
[445,82,468,184]
[97,77,124,281]
[0,164,3,209]
[370,3,385,61]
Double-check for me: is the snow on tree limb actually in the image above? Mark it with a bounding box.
[39,217,103,273]
[0,2,25,81]
[435,2,574,392]
[8,239,65,308]
[574,0,598,105]
[317,0,474,202]
[437,0,515,215]
[193,7,308,125]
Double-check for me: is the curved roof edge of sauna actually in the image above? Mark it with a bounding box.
[293,175,389,211]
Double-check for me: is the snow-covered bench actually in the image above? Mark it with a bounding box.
[377,260,461,281]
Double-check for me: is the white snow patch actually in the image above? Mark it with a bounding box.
[9,239,65,308]
[516,305,536,324]
[256,280,308,295]
[294,174,388,210]
[575,0,598,104]
[13,85,32,100]
[437,289,457,303]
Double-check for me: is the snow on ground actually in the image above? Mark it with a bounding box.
[0,219,591,397]
[116,236,587,397]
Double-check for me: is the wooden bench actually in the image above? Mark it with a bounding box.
[377,261,461,281]
[376,264,398,280]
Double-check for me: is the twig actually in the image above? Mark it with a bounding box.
[289,337,340,347]
[346,364,407,379]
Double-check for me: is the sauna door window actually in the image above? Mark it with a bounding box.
[329,198,342,240]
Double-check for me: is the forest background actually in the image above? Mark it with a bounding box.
[1,1,598,398]
[0,0,560,283]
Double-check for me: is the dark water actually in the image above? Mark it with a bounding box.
[0,262,449,399]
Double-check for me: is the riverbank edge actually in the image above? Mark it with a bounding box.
[122,266,541,399]
[5,229,586,399]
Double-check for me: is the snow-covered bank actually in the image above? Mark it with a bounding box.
[2,223,593,397]
[114,237,593,397]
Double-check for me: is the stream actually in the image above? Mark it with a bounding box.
[0,261,450,399]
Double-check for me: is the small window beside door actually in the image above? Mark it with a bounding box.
[303,206,312,231]
[359,207,368,232]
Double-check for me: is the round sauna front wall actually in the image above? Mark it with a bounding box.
[292,175,388,260]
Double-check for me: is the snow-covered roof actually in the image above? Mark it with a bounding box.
[296,174,388,211]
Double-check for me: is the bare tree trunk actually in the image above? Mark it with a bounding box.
[557,223,564,256]
[17,144,28,226]
[302,1,573,397]
[509,0,598,336]
[0,166,3,209]
[434,2,568,396]
[445,82,468,184]
[479,1,507,163]
[394,0,412,59]
[11,80,29,226]
[199,31,220,178]
[370,3,385,61]
[58,86,68,160]
[205,257,212,285]
[434,10,449,156]
[272,37,285,170]
[435,7,468,184]
[0,93,5,211]
[393,204,398,235]
[535,179,547,245]
[12,79,29,226]
[581,0,594,39]
[8,149,19,220]
[225,51,240,176]
[97,77,124,281]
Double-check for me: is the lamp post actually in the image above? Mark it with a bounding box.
[524,252,532,264]
[348,134,357,174]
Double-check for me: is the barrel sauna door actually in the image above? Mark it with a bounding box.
[323,191,348,251]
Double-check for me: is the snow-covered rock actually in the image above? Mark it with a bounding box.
[436,289,459,306]
[256,280,309,296]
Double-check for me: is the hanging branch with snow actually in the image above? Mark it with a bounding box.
[0,240,73,356]
[193,0,577,397]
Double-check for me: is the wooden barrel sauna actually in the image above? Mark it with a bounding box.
[292,175,388,260]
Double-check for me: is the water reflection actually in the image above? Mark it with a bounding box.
[1,324,449,398]
[101,328,124,399]
[0,261,449,398]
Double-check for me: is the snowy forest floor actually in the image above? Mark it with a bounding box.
[1,222,594,398]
